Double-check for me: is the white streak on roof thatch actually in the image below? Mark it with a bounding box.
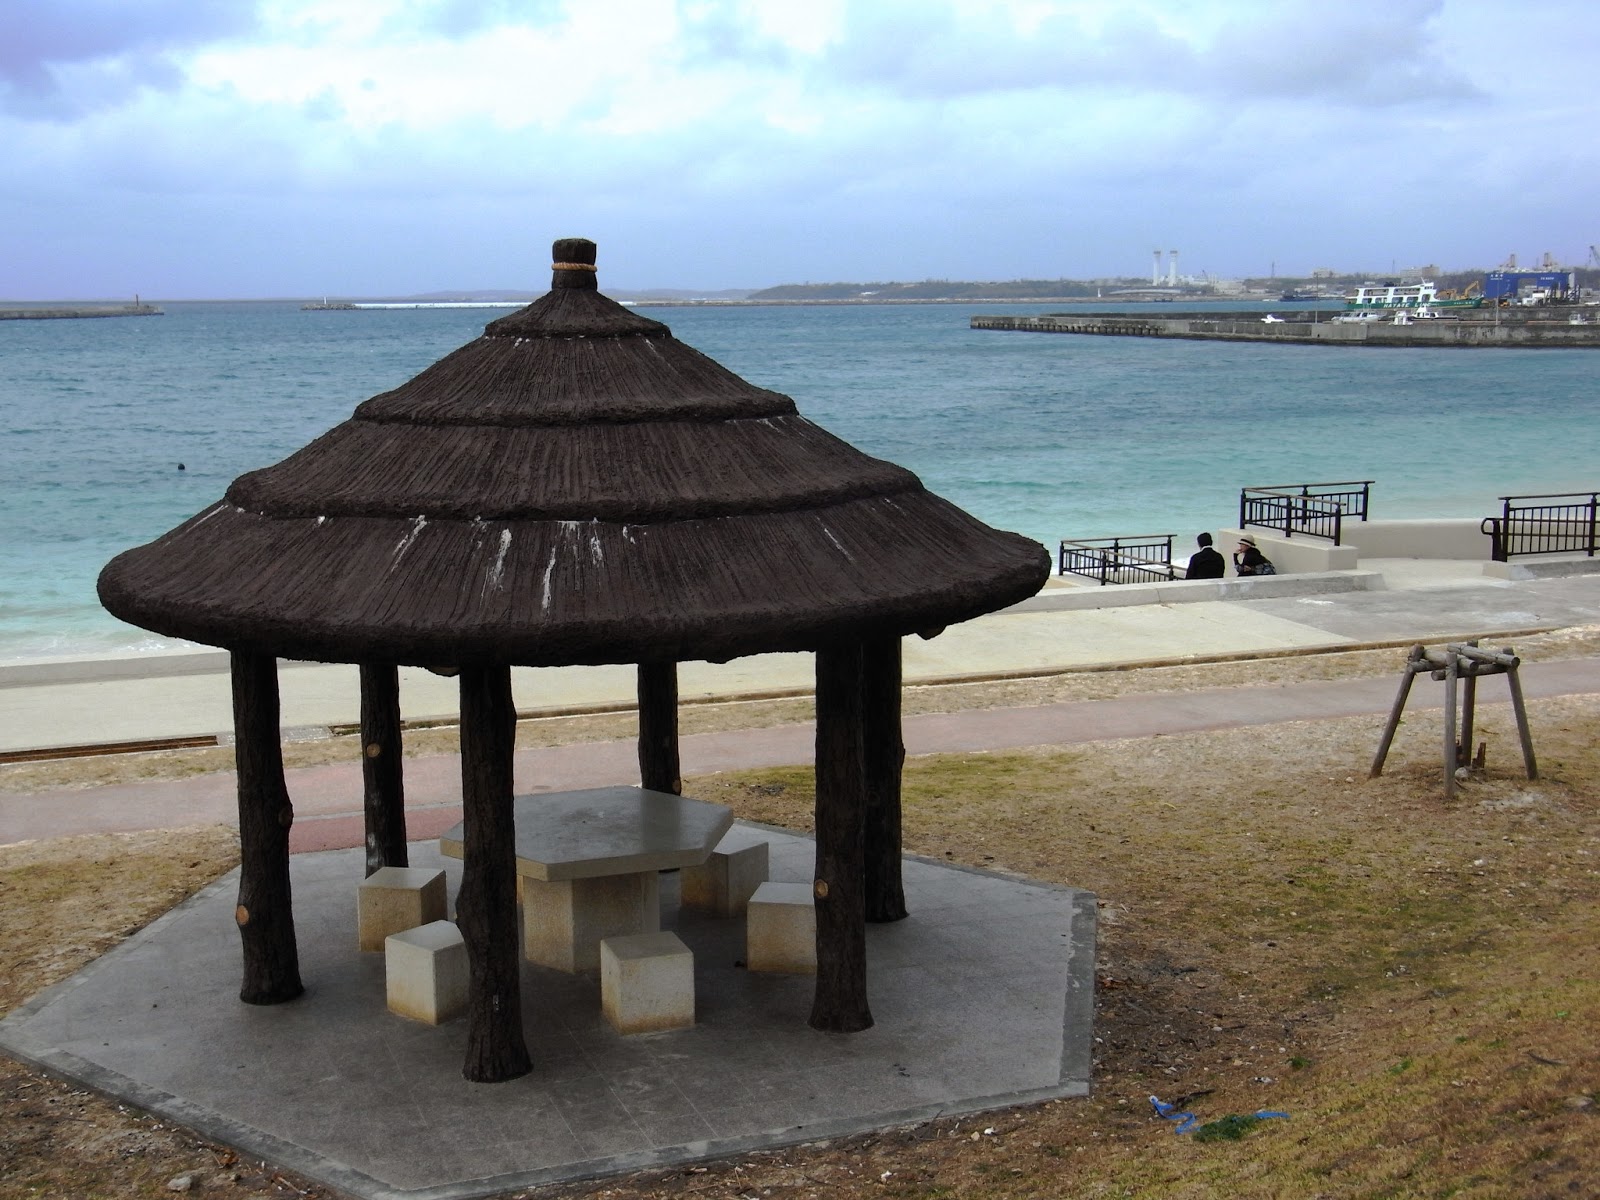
[190,503,227,527]
[820,523,853,561]
[392,515,428,565]
[542,521,582,611]
[588,520,604,564]
[487,528,512,589]
[539,547,557,611]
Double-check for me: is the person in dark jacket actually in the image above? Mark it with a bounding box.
[1186,532,1225,579]
[1233,533,1276,576]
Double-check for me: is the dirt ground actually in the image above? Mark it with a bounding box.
[2,632,1597,1199]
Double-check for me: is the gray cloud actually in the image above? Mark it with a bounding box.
[0,0,258,116]
[409,0,566,41]
[817,0,1479,107]
[677,7,798,71]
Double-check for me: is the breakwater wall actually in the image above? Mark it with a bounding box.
[971,311,1600,348]
[0,304,163,321]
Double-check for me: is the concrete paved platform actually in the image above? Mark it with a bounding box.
[0,831,1094,1200]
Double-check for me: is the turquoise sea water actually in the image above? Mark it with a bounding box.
[2,300,1595,662]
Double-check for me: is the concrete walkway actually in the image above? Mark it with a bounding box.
[3,561,1598,758]
[2,563,1597,849]
[4,657,1599,852]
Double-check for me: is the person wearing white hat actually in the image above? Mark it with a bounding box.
[1233,534,1276,576]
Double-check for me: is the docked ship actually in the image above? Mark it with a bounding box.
[1344,281,1482,310]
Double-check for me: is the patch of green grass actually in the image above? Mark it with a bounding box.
[1192,1114,1275,1142]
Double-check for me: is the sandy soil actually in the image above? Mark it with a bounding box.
[2,633,1597,1198]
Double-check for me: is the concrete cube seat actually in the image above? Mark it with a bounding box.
[681,828,770,917]
[600,931,694,1035]
[385,920,468,1025]
[523,872,661,973]
[746,881,816,974]
[358,866,447,952]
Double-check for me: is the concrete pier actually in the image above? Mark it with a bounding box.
[0,304,163,320]
[971,310,1600,348]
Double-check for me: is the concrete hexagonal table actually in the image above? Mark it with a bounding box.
[440,786,733,971]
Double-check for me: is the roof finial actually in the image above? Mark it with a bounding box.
[551,238,598,290]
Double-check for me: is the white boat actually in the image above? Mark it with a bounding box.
[1344,281,1481,311]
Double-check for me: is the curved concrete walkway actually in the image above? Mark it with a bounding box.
[2,567,1596,850]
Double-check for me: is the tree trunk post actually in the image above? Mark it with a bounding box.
[810,643,873,1033]
[230,651,303,1005]
[1370,645,1422,778]
[637,661,681,795]
[862,636,908,923]
[456,665,532,1082]
[359,662,408,875]
[1505,664,1539,780]
[1442,652,1459,798]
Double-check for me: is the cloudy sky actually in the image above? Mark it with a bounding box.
[3,0,1594,298]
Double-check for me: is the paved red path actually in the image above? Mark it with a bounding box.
[3,659,1596,851]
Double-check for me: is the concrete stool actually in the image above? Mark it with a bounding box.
[358,866,447,952]
[746,881,816,974]
[523,871,661,973]
[385,920,468,1025]
[681,829,769,917]
[600,931,695,1035]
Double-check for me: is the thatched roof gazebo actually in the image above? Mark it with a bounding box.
[99,238,1049,1082]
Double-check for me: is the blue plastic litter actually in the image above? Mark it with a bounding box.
[1149,1095,1198,1133]
[1149,1095,1290,1136]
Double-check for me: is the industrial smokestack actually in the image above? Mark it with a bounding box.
[1169,250,1179,287]
[1153,250,1162,286]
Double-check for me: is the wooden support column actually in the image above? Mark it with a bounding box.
[359,662,407,875]
[1442,652,1459,798]
[456,665,531,1083]
[862,636,907,923]
[1370,645,1422,778]
[637,661,682,795]
[810,643,873,1033]
[1505,663,1539,780]
[230,651,303,1005]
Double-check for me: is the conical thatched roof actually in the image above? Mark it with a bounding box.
[99,239,1049,668]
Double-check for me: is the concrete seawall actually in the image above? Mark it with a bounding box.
[971,311,1600,348]
[0,304,162,320]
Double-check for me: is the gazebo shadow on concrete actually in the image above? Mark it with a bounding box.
[0,239,1096,1193]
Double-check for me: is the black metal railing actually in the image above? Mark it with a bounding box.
[1058,535,1176,585]
[1239,480,1373,544]
[1480,492,1599,561]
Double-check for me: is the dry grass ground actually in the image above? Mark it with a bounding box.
[2,634,1597,1198]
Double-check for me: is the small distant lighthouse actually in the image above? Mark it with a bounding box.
[1152,250,1163,286]
[1168,250,1179,287]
